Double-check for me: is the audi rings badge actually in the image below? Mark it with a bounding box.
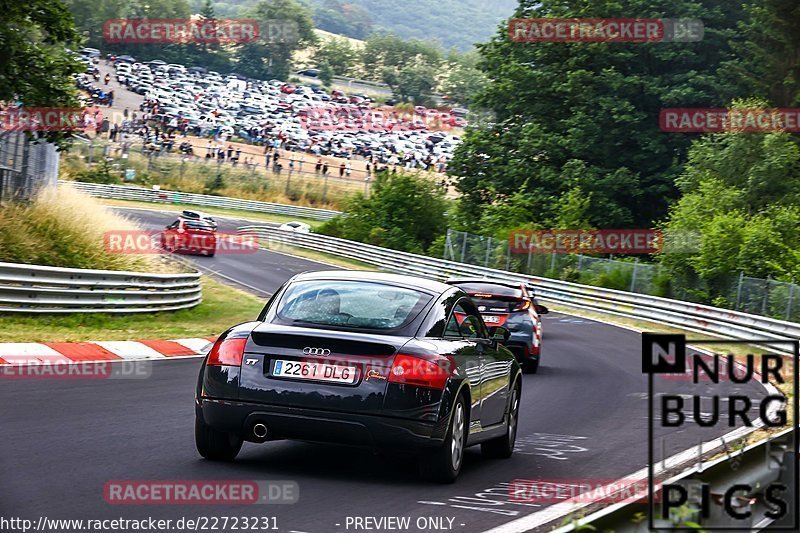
[303,347,331,356]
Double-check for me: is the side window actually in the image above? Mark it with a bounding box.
[458,299,489,339]
[444,312,462,337]
[459,313,483,339]
[442,300,486,339]
[423,293,459,337]
[167,221,179,230]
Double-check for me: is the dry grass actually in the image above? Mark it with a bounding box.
[60,147,354,210]
[0,183,171,272]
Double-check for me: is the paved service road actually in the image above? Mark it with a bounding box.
[0,207,769,532]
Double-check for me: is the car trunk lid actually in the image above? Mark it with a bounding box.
[237,323,408,415]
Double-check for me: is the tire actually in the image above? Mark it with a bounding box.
[481,381,521,459]
[420,394,468,483]
[522,357,539,374]
[195,414,243,461]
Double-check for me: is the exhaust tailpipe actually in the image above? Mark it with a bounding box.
[253,423,268,439]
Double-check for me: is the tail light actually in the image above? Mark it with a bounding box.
[512,299,531,312]
[207,337,247,366]
[389,354,455,389]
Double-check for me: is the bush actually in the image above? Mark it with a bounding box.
[317,171,449,253]
[74,158,120,184]
[205,173,226,194]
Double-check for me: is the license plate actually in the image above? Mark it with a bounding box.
[273,359,358,384]
[483,315,501,324]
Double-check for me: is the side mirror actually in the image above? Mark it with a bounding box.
[488,326,511,343]
[536,304,549,315]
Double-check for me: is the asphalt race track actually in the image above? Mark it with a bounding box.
[0,207,769,533]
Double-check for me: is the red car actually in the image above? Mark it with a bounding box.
[162,218,217,256]
[280,84,296,94]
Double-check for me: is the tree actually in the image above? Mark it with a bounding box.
[382,63,438,105]
[722,0,800,107]
[238,0,317,80]
[449,0,747,232]
[660,101,800,299]
[2,0,83,144]
[318,171,448,253]
[361,33,442,80]
[184,0,234,72]
[317,61,334,86]
[62,0,125,49]
[312,36,358,76]
[441,50,488,106]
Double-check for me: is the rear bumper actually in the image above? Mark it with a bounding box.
[198,398,445,449]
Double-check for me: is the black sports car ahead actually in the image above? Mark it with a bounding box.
[195,271,523,482]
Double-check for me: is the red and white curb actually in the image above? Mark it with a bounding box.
[0,337,216,365]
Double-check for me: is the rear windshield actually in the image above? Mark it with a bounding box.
[275,280,433,330]
[183,220,215,231]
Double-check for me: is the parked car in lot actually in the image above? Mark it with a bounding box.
[278,221,311,233]
[446,279,548,373]
[195,271,522,482]
[161,218,217,256]
[97,56,467,169]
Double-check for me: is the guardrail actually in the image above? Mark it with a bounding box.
[239,226,800,354]
[548,428,796,532]
[70,182,343,221]
[0,262,202,313]
[241,227,798,530]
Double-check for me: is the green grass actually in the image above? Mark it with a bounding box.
[96,197,328,229]
[0,277,266,343]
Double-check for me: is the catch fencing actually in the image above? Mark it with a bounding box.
[444,228,800,323]
[0,132,59,202]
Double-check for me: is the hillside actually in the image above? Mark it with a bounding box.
[200,0,517,50]
[306,0,518,50]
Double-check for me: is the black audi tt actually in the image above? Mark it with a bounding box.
[195,270,523,482]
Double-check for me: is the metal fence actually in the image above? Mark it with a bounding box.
[0,261,202,313]
[443,229,800,323]
[0,132,59,202]
[239,226,800,354]
[70,182,343,221]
